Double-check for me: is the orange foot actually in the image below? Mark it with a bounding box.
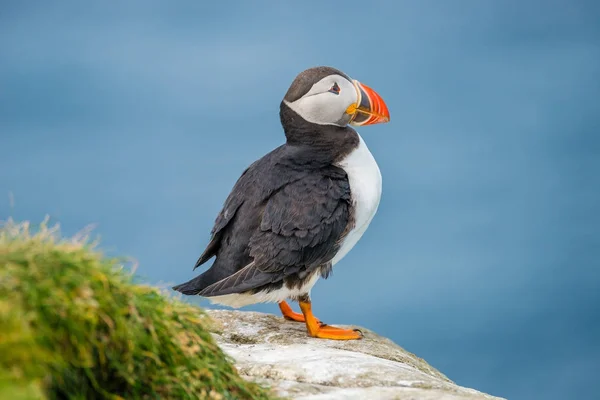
[311,324,363,340]
[299,299,363,340]
[278,300,322,324]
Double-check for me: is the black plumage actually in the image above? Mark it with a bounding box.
[172,66,361,301]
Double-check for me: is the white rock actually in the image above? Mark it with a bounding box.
[206,310,505,400]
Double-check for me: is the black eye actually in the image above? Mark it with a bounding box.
[328,82,340,95]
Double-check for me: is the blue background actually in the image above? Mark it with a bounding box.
[1,2,599,399]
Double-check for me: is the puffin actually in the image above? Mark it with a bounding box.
[173,66,390,340]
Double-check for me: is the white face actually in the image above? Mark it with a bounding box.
[283,74,358,126]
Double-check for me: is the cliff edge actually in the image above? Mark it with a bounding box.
[206,310,504,400]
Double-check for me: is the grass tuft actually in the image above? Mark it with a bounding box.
[0,218,274,400]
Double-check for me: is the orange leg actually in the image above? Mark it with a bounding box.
[279,300,324,325]
[298,299,362,340]
[279,301,307,322]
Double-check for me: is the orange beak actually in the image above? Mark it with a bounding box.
[346,80,390,126]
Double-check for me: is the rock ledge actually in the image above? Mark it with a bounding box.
[206,310,504,400]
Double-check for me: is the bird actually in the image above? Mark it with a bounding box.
[173,66,390,340]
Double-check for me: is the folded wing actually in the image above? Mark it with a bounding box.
[199,168,352,297]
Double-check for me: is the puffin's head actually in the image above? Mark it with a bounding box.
[282,66,390,127]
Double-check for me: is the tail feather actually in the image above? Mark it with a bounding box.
[198,262,274,297]
[172,273,212,296]
[174,261,277,298]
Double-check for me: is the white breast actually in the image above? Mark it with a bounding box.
[332,134,382,265]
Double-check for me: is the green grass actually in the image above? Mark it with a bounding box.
[0,219,275,400]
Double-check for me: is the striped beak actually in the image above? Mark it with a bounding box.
[346,80,390,126]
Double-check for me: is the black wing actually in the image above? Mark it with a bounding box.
[198,169,352,297]
[192,166,250,270]
[193,145,298,270]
